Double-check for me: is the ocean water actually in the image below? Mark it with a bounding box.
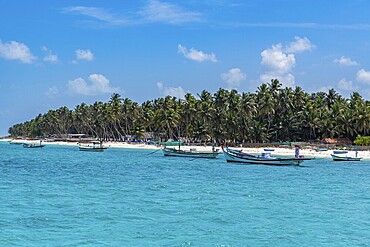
[0,142,369,246]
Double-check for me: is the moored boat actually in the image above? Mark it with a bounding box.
[78,141,107,152]
[331,150,362,161]
[23,142,45,148]
[9,139,24,145]
[222,146,313,166]
[162,147,219,158]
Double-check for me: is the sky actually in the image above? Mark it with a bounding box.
[1,0,370,136]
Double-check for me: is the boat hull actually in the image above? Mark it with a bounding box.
[222,147,311,166]
[79,147,107,152]
[9,141,23,145]
[162,148,219,158]
[23,144,45,148]
[331,154,362,161]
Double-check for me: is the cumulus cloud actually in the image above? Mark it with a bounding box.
[0,39,36,63]
[261,44,295,73]
[157,81,185,99]
[260,72,295,88]
[333,56,358,66]
[68,74,120,95]
[356,69,370,84]
[140,0,202,24]
[221,68,246,88]
[260,36,314,87]
[178,44,217,62]
[338,78,357,91]
[75,49,94,61]
[42,47,59,63]
[260,44,296,87]
[285,36,315,53]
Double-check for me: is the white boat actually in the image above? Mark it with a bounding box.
[162,147,219,159]
[331,150,362,161]
[23,142,45,148]
[222,146,313,166]
[78,141,107,152]
[9,139,24,145]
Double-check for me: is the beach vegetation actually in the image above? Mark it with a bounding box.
[8,80,370,144]
[354,135,370,146]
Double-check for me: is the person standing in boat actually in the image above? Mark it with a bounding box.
[295,145,300,158]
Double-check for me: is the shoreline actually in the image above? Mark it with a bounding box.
[2,138,369,159]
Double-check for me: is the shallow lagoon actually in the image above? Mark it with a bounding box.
[1,142,369,246]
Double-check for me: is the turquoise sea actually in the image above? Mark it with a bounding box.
[1,142,369,246]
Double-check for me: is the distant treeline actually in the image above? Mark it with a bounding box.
[8,79,370,143]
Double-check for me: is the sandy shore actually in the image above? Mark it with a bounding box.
[2,138,369,159]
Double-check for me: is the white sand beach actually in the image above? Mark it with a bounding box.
[2,138,370,160]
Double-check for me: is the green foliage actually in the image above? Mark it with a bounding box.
[8,80,370,143]
[354,135,370,146]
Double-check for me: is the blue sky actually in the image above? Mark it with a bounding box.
[1,0,370,136]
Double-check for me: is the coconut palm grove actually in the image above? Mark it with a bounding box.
[7,80,370,144]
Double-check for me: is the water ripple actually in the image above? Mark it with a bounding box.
[0,143,369,246]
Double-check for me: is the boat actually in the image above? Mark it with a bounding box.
[9,139,24,145]
[331,150,362,161]
[78,141,107,152]
[222,146,313,166]
[160,139,219,158]
[23,142,45,148]
[162,147,219,158]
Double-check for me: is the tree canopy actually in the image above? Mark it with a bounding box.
[8,80,370,144]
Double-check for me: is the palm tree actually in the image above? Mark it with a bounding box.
[9,82,370,144]
[108,93,124,141]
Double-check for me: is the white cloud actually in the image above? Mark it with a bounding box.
[285,36,315,53]
[221,68,246,88]
[140,0,202,24]
[356,69,370,84]
[0,39,36,63]
[178,44,217,62]
[157,81,185,99]
[42,47,59,63]
[261,44,295,73]
[45,86,60,97]
[63,6,127,26]
[68,74,120,95]
[64,2,201,27]
[260,36,314,87]
[224,22,370,31]
[317,85,333,93]
[75,49,94,61]
[338,79,356,91]
[333,56,358,66]
[44,54,58,63]
[260,72,295,88]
